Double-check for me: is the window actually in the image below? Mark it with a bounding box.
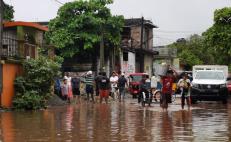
[195,71,224,80]
[123,52,128,61]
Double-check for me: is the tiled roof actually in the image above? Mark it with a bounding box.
[4,21,48,31]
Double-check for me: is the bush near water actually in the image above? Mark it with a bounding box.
[13,56,62,110]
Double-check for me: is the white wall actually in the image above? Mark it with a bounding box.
[144,55,152,76]
[121,51,136,76]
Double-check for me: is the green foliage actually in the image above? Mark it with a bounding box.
[229,64,231,72]
[170,7,231,69]
[46,0,124,57]
[13,56,62,110]
[3,1,14,21]
[13,91,45,110]
[203,7,231,65]
[169,35,209,68]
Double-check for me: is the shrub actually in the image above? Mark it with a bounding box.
[13,56,62,110]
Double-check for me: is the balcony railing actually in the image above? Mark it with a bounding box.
[2,37,19,58]
[1,37,37,60]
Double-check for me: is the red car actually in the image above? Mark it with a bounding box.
[227,77,231,94]
[128,73,149,98]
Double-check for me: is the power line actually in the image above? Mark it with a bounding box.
[154,36,177,41]
[154,30,203,34]
[54,0,64,5]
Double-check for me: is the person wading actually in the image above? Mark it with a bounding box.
[110,71,119,100]
[118,73,128,102]
[161,70,174,111]
[71,74,81,104]
[177,73,191,109]
[95,72,103,102]
[98,72,110,104]
[84,71,94,102]
[63,73,73,103]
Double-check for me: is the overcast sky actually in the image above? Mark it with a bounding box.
[4,0,231,46]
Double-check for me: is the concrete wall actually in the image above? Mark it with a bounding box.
[131,26,141,48]
[1,63,22,108]
[121,51,136,76]
[144,55,152,76]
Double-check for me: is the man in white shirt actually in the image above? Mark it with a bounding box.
[110,71,119,100]
[151,75,159,89]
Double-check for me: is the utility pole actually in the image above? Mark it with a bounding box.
[140,16,144,72]
[99,32,104,72]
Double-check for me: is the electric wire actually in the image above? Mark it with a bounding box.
[54,0,64,5]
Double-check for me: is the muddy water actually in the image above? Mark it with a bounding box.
[0,100,231,142]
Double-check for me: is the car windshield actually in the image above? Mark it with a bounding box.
[195,71,224,80]
[130,75,143,82]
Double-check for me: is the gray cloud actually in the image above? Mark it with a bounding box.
[4,0,231,45]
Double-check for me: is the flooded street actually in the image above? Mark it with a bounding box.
[1,98,231,142]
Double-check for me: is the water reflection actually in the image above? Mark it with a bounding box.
[0,101,230,141]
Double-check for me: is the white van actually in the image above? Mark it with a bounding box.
[191,65,228,104]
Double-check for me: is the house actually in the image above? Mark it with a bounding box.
[153,46,179,74]
[120,18,158,76]
[37,18,159,77]
[0,21,49,107]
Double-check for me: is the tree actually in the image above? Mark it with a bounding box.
[3,1,14,21]
[46,0,124,57]
[203,7,231,65]
[169,35,214,69]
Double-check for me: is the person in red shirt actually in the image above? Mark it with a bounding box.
[161,70,174,111]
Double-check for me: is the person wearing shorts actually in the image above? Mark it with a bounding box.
[177,74,191,109]
[110,71,118,100]
[84,71,94,102]
[98,72,110,104]
[95,72,103,97]
[161,70,174,111]
[72,76,81,103]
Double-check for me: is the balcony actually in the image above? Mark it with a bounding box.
[1,37,19,59]
[1,37,37,61]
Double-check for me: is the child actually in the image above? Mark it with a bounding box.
[61,78,69,102]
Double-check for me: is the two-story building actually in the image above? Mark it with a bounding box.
[0,21,49,107]
[120,18,158,76]
[153,46,179,75]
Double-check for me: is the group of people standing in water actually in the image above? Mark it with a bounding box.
[57,71,128,104]
[56,69,192,111]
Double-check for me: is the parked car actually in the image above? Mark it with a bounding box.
[191,65,229,104]
[128,73,149,98]
[227,77,231,94]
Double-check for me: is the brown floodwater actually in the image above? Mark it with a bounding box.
[0,98,231,142]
